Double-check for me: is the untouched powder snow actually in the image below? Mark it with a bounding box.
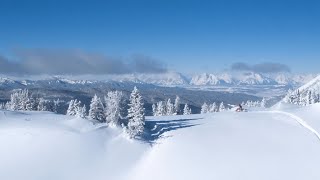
[1,104,320,180]
[0,111,148,180]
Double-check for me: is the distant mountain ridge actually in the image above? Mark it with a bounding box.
[0,71,315,87]
[190,72,314,86]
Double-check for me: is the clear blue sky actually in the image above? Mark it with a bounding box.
[0,0,319,73]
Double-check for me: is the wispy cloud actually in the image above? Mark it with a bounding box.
[0,49,168,75]
[231,62,291,73]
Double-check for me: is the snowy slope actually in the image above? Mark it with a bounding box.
[0,111,148,180]
[295,75,320,94]
[1,104,320,180]
[130,107,320,180]
[282,75,320,104]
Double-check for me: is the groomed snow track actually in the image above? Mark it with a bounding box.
[270,110,320,141]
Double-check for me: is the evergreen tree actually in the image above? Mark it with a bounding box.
[53,99,61,113]
[260,97,266,108]
[201,102,208,114]
[166,98,175,116]
[77,104,87,118]
[89,95,105,122]
[219,102,225,112]
[127,86,145,138]
[209,102,217,113]
[66,100,76,116]
[37,98,52,111]
[152,103,157,116]
[174,96,180,115]
[25,97,37,111]
[156,101,166,116]
[183,103,192,115]
[9,91,20,111]
[0,103,4,110]
[311,91,319,104]
[307,90,312,105]
[104,91,123,126]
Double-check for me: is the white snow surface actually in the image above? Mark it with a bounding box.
[1,104,320,180]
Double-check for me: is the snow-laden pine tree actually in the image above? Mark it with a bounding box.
[174,96,180,115]
[183,103,191,115]
[260,98,266,108]
[67,100,75,115]
[37,98,52,111]
[5,102,10,110]
[25,97,37,111]
[166,98,175,116]
[89,95,105,122]
[77,104,87,118]
[37,98,45,111]
[0,103,4,110]
[201,102,209,114]
[127,86,145,138]
[209,102,217,113]
[219,102,225,112]
[306,90,313,105]
[152,103,157,116]
[104,91,123,126]
[53,99,61,113]
[156,101,166,116]
[9,92,20,111]
[311,91,319,104]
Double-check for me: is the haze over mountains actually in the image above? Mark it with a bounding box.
[0,71,316,87]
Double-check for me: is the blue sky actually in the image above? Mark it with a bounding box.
[0,0,319,74]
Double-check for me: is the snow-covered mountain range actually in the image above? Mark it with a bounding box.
[190,72,315,86]
[0,71,316,87]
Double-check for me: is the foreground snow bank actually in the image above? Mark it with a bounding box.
[131,105,320,180]
[0,111,148,180]
[1,104,320,180]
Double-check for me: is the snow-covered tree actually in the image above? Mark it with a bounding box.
[37,98,53,112]
[201,102,209,114]
[174,96,180,115]
[77,104,87,118]
[89,95,105,122]
[209,102,217,113]
[260,98,266,108]
[104,91,123,126]
[9,91,21,111]
[127,86,145,138]
[156,101,166,116]
[66,100,75,116]
[166,98,175,116]
[311,91,319,104]
[5,102,10,110]
[219,102,225,112]
[183,103,191,115]
[0,103,4,110]
[25,96,37,111]
[53,99,61,113]
[152,103,157,116]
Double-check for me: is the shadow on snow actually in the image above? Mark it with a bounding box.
[139,118,202,145]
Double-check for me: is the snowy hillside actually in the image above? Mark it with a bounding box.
[293,75,320,94]
[282,75,320,105]
[1,103,320,180]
